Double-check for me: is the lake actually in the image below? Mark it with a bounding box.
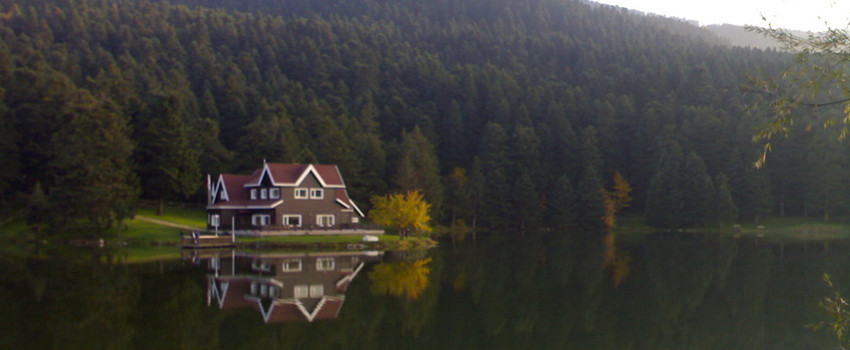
[1,230,845,349]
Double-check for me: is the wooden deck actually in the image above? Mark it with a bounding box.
[236,228,385,237]
[181,233,236,249]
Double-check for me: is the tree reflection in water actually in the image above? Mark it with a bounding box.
[1,231,847,349]
[368,258,432,300]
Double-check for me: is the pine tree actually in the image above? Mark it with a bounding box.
[47,91,138,235]
[680,152,715,227]
[511,172,541,231]
[645,141,685,229]
[715,173,738,228]
[393,126,444,219]
[547,174,577,229]
[134,94,200,215]
[577,165,606,231]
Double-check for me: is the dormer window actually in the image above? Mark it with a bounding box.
[310,189,324,199]
[294,188,308,199]
[261,188,268,199]
[250,189,258,200]
[270,188,280,199]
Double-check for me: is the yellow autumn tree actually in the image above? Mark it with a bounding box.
[603,171,633,228]
[369,190,432,238]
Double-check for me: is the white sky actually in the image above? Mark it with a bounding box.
[592,0,850,31]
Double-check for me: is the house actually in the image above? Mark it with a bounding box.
[206,162,366,233]
[206,251,383,323]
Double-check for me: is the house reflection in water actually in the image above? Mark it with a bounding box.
[201,250,384,323]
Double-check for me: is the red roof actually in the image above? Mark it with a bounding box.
[209,163,361,216]
[244,163,345,187]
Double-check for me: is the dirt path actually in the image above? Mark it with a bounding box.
[135,215,203,231]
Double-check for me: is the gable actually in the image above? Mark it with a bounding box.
[243,163,346,188]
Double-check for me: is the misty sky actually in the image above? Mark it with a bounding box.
[593,0,850,31]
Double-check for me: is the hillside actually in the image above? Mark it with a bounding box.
[1,0,842,234]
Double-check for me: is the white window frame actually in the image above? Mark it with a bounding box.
[250,188,258,200]
[310,188,324,199]
[283,215,302,227]
[281,259,302,272]
[294,285,309,298]
[317,215,335,227]
[316,257,335,271]
[294,188,309,199]
[309,284,324,297]
[270,188,280,199]
[252,214,271,226]
[210,214,220,227]
[260,188,268,199]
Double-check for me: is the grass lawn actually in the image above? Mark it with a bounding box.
[134,206,207,229]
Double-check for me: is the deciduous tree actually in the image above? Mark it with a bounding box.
[369,190,432,239]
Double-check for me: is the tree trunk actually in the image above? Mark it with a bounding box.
[158,198,164,216]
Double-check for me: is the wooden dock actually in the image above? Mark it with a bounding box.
[181,232,236,249]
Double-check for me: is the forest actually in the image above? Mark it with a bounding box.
[0,0,843,235]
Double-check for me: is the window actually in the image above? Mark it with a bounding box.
[260,188,268,199]
[310,188,324,199]
[250,189,258,200]
[309,284,324,297]
[283,215,302,227]
[317,215,335,227]
[351,217,359,224]
[281,259,302,272]
[316,257,335,271]
[252,260,272,271]
[252,214,271,226]
[210,214,220,227]
[294,285,309,298]
[294,188,309,199]
[270,188,280,199]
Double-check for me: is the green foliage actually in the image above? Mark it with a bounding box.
[133,94,200,205]
[393,126,444,218]
[546,174,577,229]
[714,173,738,227]
[809,274,850,349]
[645,141,685,228]
[577,165,606,231]
[45,91,138,235]
[511,172,541,231]
[0,0,843,231]
[679,152,715,227]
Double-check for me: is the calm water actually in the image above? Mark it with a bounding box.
[1,231,846,349]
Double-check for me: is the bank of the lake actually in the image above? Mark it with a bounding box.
[0,205,437,261]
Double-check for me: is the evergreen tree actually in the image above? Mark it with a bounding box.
[393,126,444,219]
[477,123,511,229]
[444,167,472,226]
[680,152,715,227]
[511,172,541,231]
[645,141,685,229]
[0,104,19,199]
[25,181,48,233]
[233,101,300,171]
[47,92,138,235]
[546,174,577,229]
[715,173,738,228]
[133,94,200,215]
[577,165,606,231]
[804,132,848,221]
